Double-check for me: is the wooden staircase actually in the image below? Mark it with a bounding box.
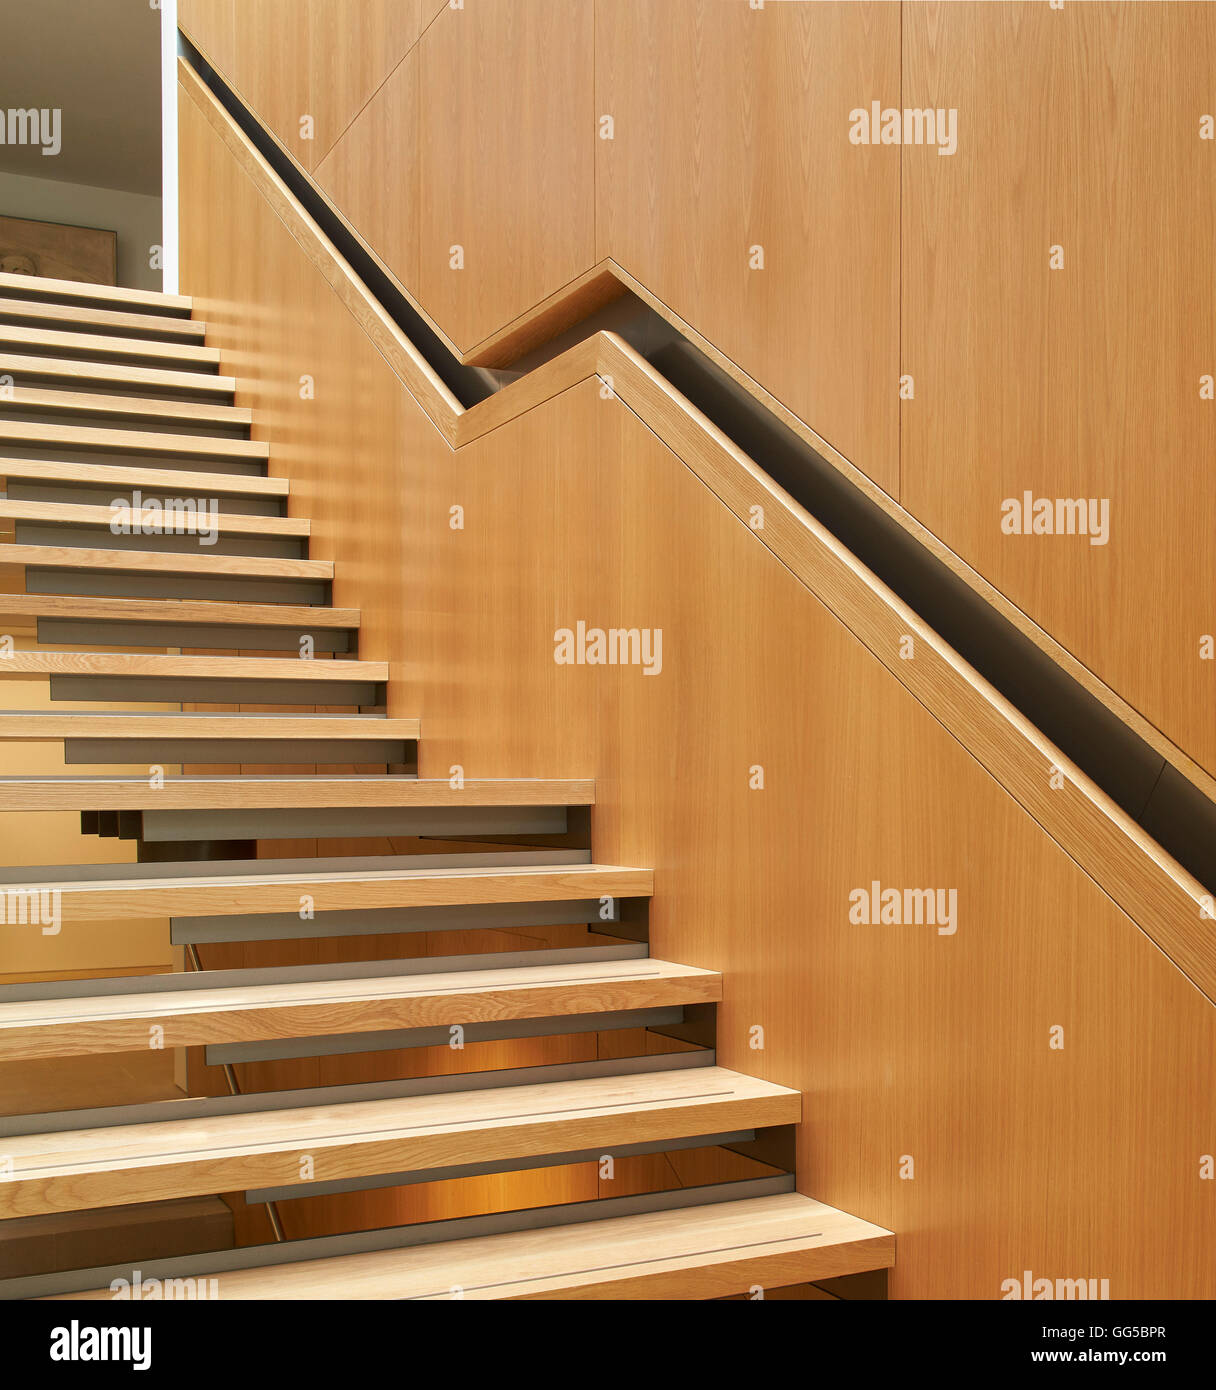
[0,272,893,1300]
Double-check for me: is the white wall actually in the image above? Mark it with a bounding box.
[0,170,163,290]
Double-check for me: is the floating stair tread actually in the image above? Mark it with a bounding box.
[0,775,589,810]
[0,499,307,539]
[0,1066,791,1218]
[0,354,234,397]
[0,421,267,460]
[0,652,384,681]
[0,595,350,632]
[0,543,330,579]
[55,1194,892,1300]
[0,957,718,1060]
[0,297,205,340]
[0,270,192,315]
[0,862,652,922]
[0,713,408,740]
[0,324,221,368]
[0,457,286,497]
[0,386,250,427]
[0,499,307,538]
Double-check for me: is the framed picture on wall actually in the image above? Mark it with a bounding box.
[0,212,117,285]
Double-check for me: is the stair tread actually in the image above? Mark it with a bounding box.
[0,651,383,679]
[1,542,330,577]
[0,712,407,738]
[0,324,221,367]
[0,271,192,315]
[0,957,718,1060]
[0,861,652,922]
[0,297,205,340]
[0,1066,791,1218]
[0,420,267,459]
[0,354,233,396]
[0,595,349,631]
[0,775,590,809]
[54,1193,893,1300]
[0,385,250,426]
[0,498,308,537]
[0,457,287,495]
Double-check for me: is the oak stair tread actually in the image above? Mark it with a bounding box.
[0,775,590,810]
[54,1193,894,1300]
[0,957,718,1061]
[0,270,192,316]
[0,1065,790,1218]
[0,712,408,740]
[0,594,349,631]
[0,499,308,538]
[0,651,382,680]
[0,324,221,368]
[0,297,205,340]
[0,353,234,397]
[0,457,287,497]
[0,421,268,460]
[0,386,250,427]
[0,543,330,578]
[0,861,652,922]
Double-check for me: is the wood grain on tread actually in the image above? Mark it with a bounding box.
[0,458,286,497]
[0,713,407,741]
[0,958,719,1060]
[0,297,205,340]
[0,500,308,538]
[0,652,384,681]
[0,386,249,427]
[0,354,233,396]
[0,544,330,579]
[0,324,220,368]
[0,270,192,315]
[0,863,652,923]
[0,595,350,630]
[0,1066,790,1217]
[0,421,267,460]
[0,775,590,810]
[56,1194,893,1300]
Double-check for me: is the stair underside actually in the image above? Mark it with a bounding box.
[50,1194,893,1300]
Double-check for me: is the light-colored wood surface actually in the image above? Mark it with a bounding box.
[0,862,651,923]
[0,652,383,683]
[0,775,588,809]
[0,499,307,539]
[0,297,205,341]
[0,323,221,369]
[0,543,331,580]
[0,353,234,397]
[0,420,267,462]
[0,1066,786,1217]
[57,1193,892,1301]
[902,0,1216,782]
[0,594,350,632]
[417,0,596,350]
[597,0,899,494]
[0,957,717,1060]
[0,458,285,498]
[0,386,249,428]
[0,270,190,315]
[0,713,410,742]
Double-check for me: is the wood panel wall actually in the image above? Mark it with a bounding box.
[176,0,1216,787]
[179,72,1216,1299]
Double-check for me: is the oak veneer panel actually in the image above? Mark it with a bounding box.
[418,0,596,350]
[314,47,420,297]
[308,0,422,165]
[902,0,1216,777]
[0,957,718,1060]
[58,1193,891,1300]
[597,0,900,494]
[0,1067,796,1217]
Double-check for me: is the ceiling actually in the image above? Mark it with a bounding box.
[0,0,162,195]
